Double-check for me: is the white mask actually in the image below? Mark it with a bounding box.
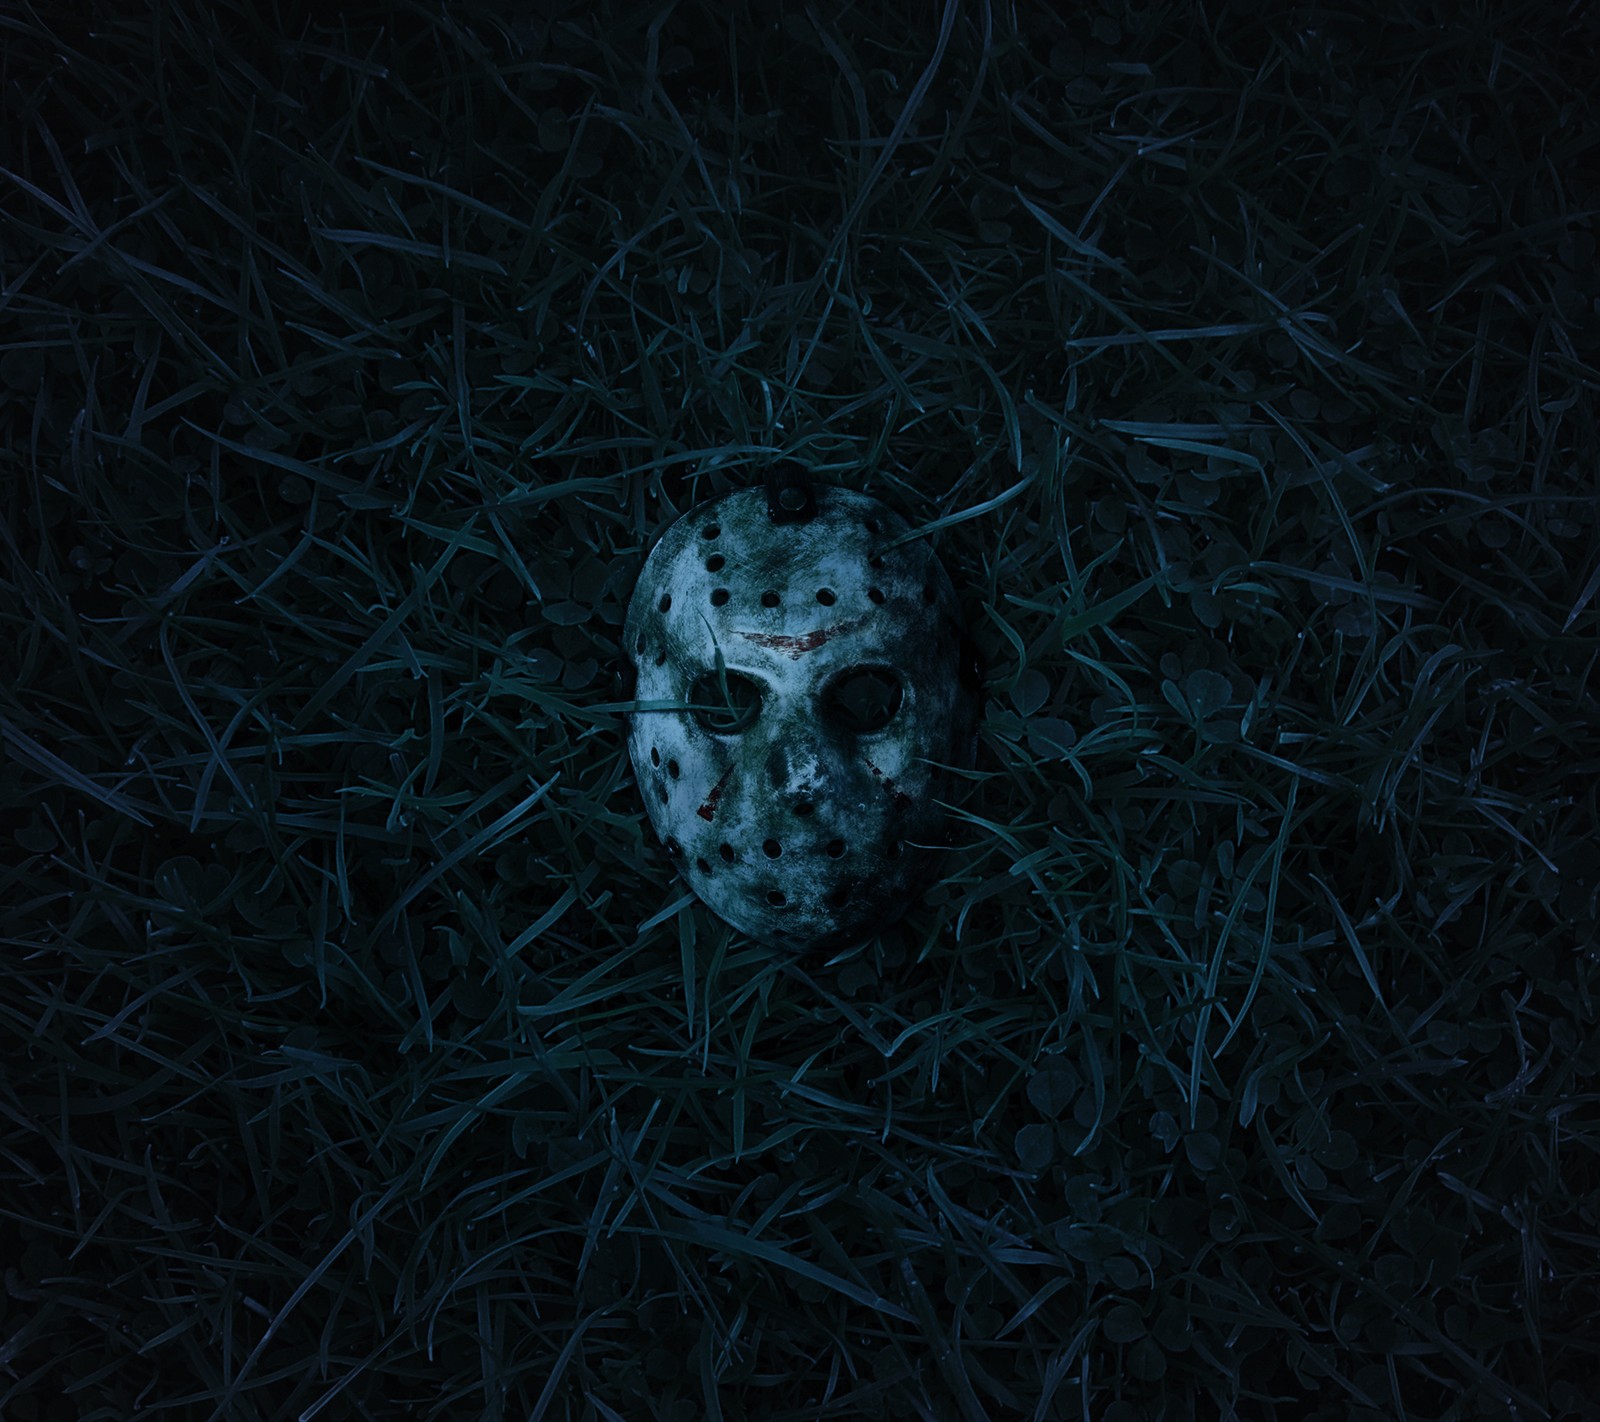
[624,477,979,949]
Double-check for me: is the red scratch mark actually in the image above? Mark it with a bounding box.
[866,759,913,812]
[736,617,866,658]
[696,765,734,821]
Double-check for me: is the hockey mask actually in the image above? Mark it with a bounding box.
[624,476,980,950]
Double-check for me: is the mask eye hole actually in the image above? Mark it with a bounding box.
[820,666,903,734]
[688,670,763,734]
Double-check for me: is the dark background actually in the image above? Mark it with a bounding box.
[2,1,1599,1419]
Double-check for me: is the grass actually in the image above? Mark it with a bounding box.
[1,0,1599,1418]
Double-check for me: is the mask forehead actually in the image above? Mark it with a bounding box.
[665,505,940,661]
[624,483,975,949]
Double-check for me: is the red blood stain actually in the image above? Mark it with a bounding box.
[696,765,734,821]
[735,617,866,657]
[866,759,913,812]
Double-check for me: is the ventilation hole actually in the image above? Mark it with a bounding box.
[763,838,781,858]
[767,889,787,907]
[816,587,836,605]
[922,581,937,605]
[825,839,845,858]
[720,842,735,863]
[664,838,681,858]
[827,885,850,909]
[867,586,886,605]
[761,590,780,608]
[869,555,885,570]
[706,553,725,572]
[654,648,667,666]
[702,524,720,539]
[667,759,680,779]
[865,516,881,534]
[888,839,903,860]
[658,784,669,803]
[710,588,730,607]
[658,593,671,613]
[650,746,660,767]
[821,665,904,734]
[688,670,762,734]
[793,799,814,817]
[635,633,646,654]
[695,857,711,874]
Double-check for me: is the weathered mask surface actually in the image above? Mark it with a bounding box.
[624,481,979,950]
